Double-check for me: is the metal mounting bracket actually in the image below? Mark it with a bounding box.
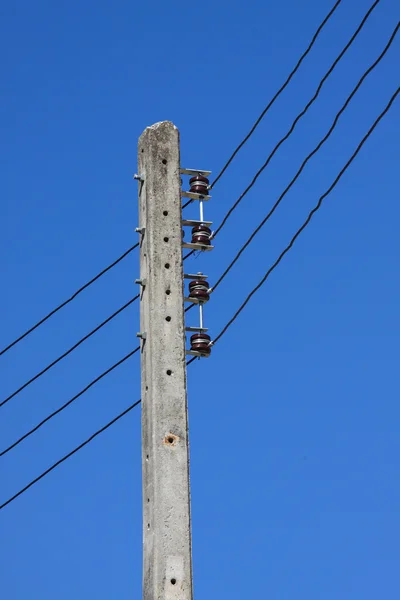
[180,168,212,177]
[182,242,214,251]
[184,273,208,280]
[182,219,213,227]
[186,350,211,358]
[182,191,211,201]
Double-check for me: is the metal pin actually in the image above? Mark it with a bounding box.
[199,199,204,223]
[135,227,145,234]
[136,332,147,339]
[134,174,144,182]
[135,278,146,286]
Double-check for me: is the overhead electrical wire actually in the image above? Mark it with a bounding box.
[2,290,194,412]
[0,346,141,457]
[210,0,344,189]
[0,3,379,361]
[213,86,400,345]
[1,0,394,513]
[0,243,139,357]
[2,76,397,507]
[212,0,381,237]
[2,253,194,409]
[182,0,381,264]
[182,199,193,209]
[0,296,140,409]
[1,358,196,508]
[210,21,399,294]
[0,399,142,511]
[1,199,199,358]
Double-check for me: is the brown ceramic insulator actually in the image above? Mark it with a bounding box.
[189,175,209,195]
[192,233,211,245]
[190,333,211,355]
[191,225,212,246]
[189,280,210,302]
[188,288,210,303]
[188,280,209,292]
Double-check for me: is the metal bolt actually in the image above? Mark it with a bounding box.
[134,174,144,182]
[136,332,147,339]
[135,278,147,286]
[135,227,145,234]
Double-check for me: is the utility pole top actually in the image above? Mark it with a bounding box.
[139,120,178,147]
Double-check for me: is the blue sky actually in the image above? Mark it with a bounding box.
[1,0,399,598]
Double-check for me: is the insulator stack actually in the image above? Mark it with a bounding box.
[191,225,212,245]
[188,280,210,303]
[189,175,209,196]
[181,168,213,359]
[190,333,211,356]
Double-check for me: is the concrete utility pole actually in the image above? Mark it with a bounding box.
[137,121,193,600]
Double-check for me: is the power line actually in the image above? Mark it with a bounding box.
[213,86,400,345]
[211,22,399,294]
[0,296,140,409]
[2,185,195,358]
[0,243,139,357]
[1,211,203,361]
[0,346,141,457]
[211,0,343,189]
[1,3,390,509]
[182,199,193,209]
[212,0,380,237]
[0,399,142,510]
[0,358,196,508]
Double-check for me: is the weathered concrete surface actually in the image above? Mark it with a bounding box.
[138,121,193,600]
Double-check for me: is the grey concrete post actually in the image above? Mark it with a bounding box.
[138,121,193,600]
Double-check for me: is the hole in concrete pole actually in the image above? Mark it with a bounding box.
[165,289,171,296]
[164,433,179,446]
[162,159,167,165]
[165,316,171,322]
[163,210,168,216]
[171,579,176,585]
[164,237,169,242]
[165,263,170,269]
[166,369,172,376]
